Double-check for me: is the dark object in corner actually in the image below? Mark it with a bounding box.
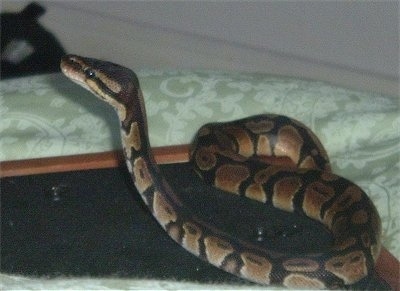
[1,2,66,79]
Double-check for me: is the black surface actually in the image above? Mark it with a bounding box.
[0,163,390,289]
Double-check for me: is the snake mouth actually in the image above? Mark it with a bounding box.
[60,55,84,79]
[60,55,92,92]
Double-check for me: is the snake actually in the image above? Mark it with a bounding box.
[60,54,382,289]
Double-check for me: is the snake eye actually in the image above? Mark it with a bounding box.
[84,68,96,79]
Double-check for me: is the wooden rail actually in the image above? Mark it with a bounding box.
[0,145,295,178]
[0,145,190,178]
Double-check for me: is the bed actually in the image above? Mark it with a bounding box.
[1,72,399,289]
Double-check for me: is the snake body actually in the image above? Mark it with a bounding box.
[60,55,382,289]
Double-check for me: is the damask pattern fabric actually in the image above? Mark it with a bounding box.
[1,72,399,261]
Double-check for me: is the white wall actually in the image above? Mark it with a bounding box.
[2,1,399,95]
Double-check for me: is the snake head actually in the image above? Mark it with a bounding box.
[60,54,144,128]
[60,54,140,103]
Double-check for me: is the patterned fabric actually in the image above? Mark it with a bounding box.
[1,72,399,260]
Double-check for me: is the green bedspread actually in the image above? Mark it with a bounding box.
[1,71,399,264]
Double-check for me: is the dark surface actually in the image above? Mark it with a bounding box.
[0,163,389,289]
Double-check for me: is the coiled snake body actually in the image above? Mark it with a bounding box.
[61,55,382,289]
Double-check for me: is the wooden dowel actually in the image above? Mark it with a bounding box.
[0,146,296,178]
[0,145,190,178]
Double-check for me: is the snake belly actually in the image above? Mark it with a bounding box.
[60,54,382,289]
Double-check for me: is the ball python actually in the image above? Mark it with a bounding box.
[60,54,382,289]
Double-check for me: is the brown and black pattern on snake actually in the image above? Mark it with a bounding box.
[60,54,382,289]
